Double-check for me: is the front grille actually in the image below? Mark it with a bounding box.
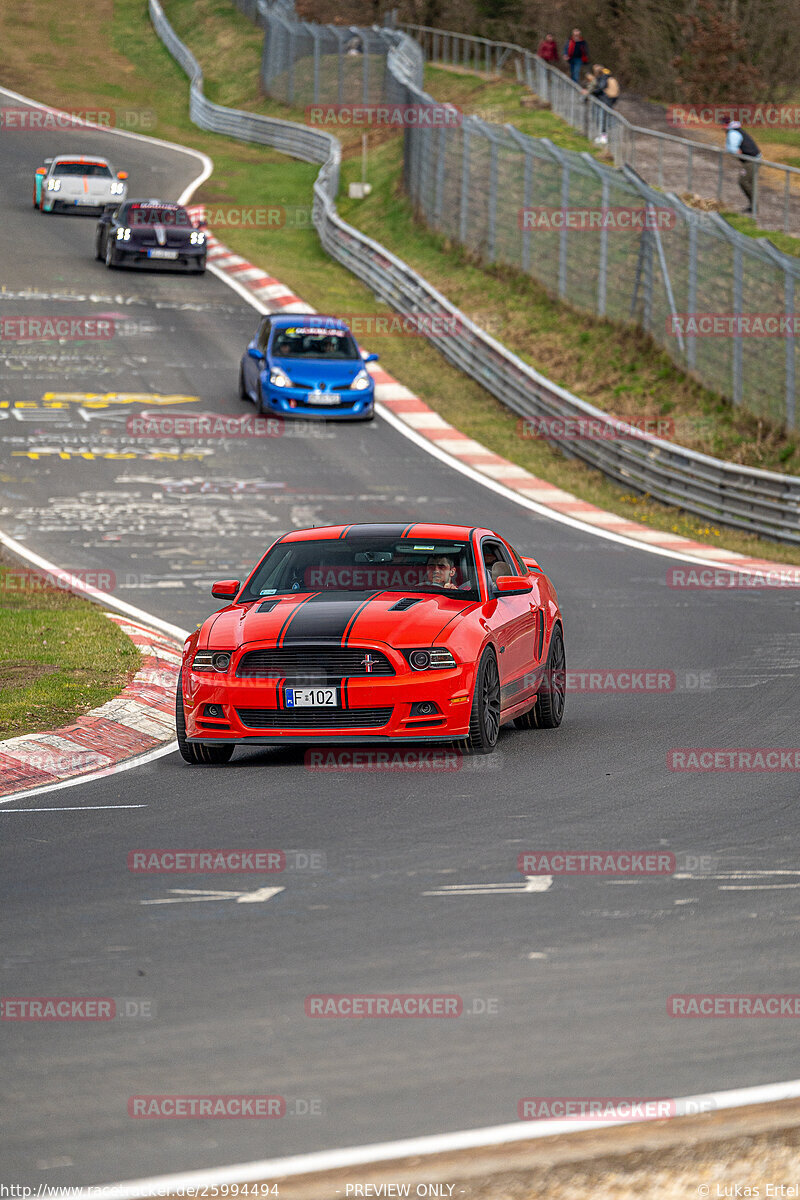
[236,707,393,729]
[237,647,394,680]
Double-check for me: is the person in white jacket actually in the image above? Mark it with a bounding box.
[722,116,761,214]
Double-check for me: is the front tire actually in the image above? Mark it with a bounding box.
[515,622,565,730]
[175,670,234,765]
[238,365,250,402]
[460,649,501,754]
[105,239,118,269]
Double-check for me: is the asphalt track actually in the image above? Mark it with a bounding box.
[1,91,799,1186]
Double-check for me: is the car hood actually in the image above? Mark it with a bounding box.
[203,591,474,650]
[56,177,116,195]
[269,358,365,389]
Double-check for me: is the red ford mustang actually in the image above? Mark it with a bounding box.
[176,522,565,763]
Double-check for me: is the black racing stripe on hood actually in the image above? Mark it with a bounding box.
[276,592,321,647]
[342,591,386,645]
[279,591,381,645]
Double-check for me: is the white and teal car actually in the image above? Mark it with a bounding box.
[33,154,128,214]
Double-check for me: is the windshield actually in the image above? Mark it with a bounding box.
[241,538,480,600]
[127,205,192,226]
[53,162,111,177]
[271,325,359,361]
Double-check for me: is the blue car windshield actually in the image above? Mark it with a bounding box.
[271,325,359,361]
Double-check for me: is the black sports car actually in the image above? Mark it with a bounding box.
[94,199,207,272]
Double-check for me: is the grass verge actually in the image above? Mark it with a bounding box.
[0,558,141,740]
[1,0,799,563]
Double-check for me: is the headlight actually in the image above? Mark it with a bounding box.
[46,179,61,192]
[404,648,457,671]
[190,230,206,244]
[269,368,292,387]
[192,650,233,673]
[110,181,125,195]
[116,227,131,241]
[350,369,371,391]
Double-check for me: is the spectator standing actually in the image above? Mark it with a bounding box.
[582,64,620,143]
[537,34,559,66]
[563,28,589,83]
[722,115,761,214]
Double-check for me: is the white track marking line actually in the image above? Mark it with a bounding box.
[84,1078,800,1199]
[141,886,284,905]
[0,805,148,812]
[0,85,213,205]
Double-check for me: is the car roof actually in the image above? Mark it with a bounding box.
[50,154,112,166]
[281,523,491,543]
[267,314,349,330]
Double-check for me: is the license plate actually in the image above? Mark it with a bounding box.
[286,686,338,707]
[309,391,340,405]
[148,249,179,260]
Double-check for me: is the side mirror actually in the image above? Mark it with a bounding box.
[195,217,208,229]
[247,346,264,361]
[363,352,379,363]
[35,167,47,176]
[211,579,240,600]
[494,575,533,596]
[522,556,540,572]
[117,171,128,180]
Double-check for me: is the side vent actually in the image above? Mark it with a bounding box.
[390,597,422,612]
[537,612,545,659]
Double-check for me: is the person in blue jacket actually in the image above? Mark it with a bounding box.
[722,116,761,214]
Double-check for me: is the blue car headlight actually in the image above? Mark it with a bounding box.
[350,369,371,391]
[269,368,292,388]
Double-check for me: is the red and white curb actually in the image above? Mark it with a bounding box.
[190,206,792,578]
[0,615,180,798]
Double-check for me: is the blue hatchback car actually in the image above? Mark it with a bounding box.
[238,314,378,421]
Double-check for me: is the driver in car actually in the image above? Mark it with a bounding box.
[425,554,458,590]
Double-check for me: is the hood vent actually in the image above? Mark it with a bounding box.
[257,598,282,613]
[389,597,422,611]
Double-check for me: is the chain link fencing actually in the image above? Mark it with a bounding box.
[401,23,800,239]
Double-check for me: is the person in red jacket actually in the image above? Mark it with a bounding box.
[537,34,559,65]
[563,28,589,83]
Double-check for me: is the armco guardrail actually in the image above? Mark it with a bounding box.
[149,0,800,545]
[400,22,800,239]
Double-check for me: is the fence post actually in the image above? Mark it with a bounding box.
[598,174,609,317]
[313,26,320,104]
[460,124,471,244]
[732,244,743,408]
[687,218,697,371]
[434,124,447,227]
[787,270,796,429]
[558,161,569,300]
[521,149,533,274]
[487,134,498,262]
[287,24,295,105]
[359,28,369,103]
